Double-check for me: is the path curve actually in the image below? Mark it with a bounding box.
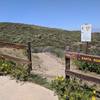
[0,76,58,100]
[32,52,65,79]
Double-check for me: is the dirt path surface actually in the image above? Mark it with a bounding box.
[0,76,58,100]
[32,52,65,80]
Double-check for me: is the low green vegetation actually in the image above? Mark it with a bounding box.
[0,60,29,81]
[0,22,99,53]
[0,22,80,50]
[0,22,100,99]
[48,47,64,58]
[51,76,94,100]
[27,73,50,89]
[0,60,49,88]
[74,60,100,74]
[32,46,64,58]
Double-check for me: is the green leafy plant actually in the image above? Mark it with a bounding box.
[74,60,100,74]
[51,76,93,100]
[0,60,14,74]
[27,73,50,89]
[10,66,29,81]
[0,59,50,88]
[0,60,29,81]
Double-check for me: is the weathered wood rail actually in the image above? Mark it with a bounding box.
[0,53,31,64]
[65,51,100,84]
[0,41,27,49]
[66,52,100,64]
[0,41,32,74]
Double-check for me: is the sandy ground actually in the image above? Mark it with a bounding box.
[0,51,100,100]
[0,76,58,100]
[0,51,63,100]
[32,52,65,80]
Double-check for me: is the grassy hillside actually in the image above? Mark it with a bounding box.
[0,22,100,54]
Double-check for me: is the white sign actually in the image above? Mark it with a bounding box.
[81,24,92,42]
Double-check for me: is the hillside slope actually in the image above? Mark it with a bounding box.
[0,22,80,48]
[0,22,100,53]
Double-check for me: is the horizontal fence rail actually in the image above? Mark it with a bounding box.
[65,70,100,84]
[66,52,100,64]
[0,41,27,49]
[65,51,100,84]
[0,54,31,64]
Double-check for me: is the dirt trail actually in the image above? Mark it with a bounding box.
[0,52,100,100]
[32,52,65,80]
[0,76,58,100]
[0,52,64,100]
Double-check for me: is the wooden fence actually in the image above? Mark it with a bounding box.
[0,41,32,74]
[65,51,100,83]
[65,51,100,98]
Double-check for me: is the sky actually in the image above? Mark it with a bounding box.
[0,0,100,31]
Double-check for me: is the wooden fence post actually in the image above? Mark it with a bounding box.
[65,56,70,79]
[65,46,70,79]
[66,96,69,100]
[27,42,32,74]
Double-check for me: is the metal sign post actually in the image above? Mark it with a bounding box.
[81,24,92,54]
[86,42,89,54]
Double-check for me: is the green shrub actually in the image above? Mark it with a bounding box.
[0,60,14,74]
[0,60,50,87]
[51,76,93,100]
[0,60,29,81]
[43,47,64,58]
[27,73,50,88]
[32,46,64,58]
[50,48,64,58]
[11,66,29,81]
[74,60,100,74]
